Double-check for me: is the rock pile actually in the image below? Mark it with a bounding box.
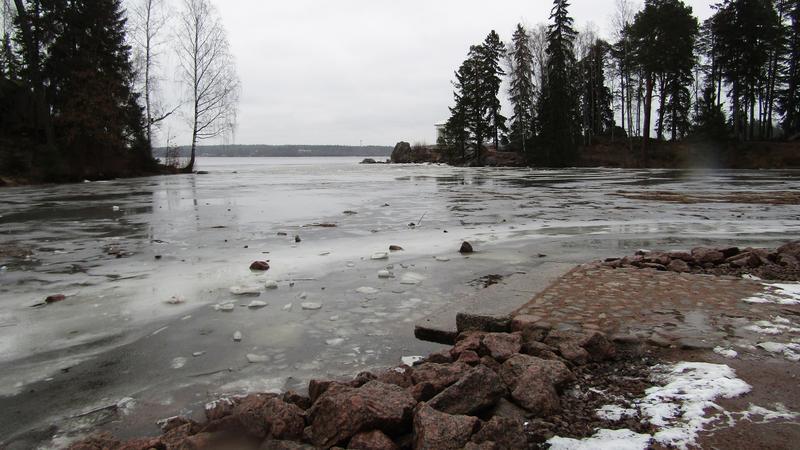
[602,241,800,281]
[68,318,623,450]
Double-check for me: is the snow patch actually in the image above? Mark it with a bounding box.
[713,347,738,359]
[548,429,652,450]
[744,283,800,305]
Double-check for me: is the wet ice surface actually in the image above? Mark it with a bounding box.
[1,158,800,444]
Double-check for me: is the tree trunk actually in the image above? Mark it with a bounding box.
[642,73,653,166]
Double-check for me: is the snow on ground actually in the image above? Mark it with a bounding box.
[744,283,800,305]
[549,362,756,450]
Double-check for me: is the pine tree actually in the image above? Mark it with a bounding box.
[712,0,782,141]
[580,39,614,142]
[537,0,581,166]
[44,0,150,177]
[779,0,799,137]
[508,24,536,156]
[478,30,507,150]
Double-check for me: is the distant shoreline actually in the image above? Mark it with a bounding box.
[153,144,393,159]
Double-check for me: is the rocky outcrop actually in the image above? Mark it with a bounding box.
[69,322,621,450]
[602,242,800,281]
[390,142,432,163]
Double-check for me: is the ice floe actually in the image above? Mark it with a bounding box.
[401,356,424,366]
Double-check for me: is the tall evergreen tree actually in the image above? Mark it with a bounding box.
[43,0,150,177]
[779,0,799,137]
[712,0,782,141]
[478,30,507,150]
[537,0,581,166]
[580,39,614,142]
[507,24,536,156]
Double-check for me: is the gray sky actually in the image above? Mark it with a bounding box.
[157,0,715,147]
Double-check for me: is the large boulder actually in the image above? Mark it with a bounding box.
[480,333,522,362]
[509,376,561,417]
[412,404,479,450]
[410,362,471,393]
[499,354,574,392]
[307,381,416,448]
[391,142,431,163]
[470,416,528,449]
[427,365,506,415]
[232,394,305,440]
[348,430,399,450]
[778,241,800,258]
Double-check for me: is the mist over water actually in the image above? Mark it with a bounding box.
[1,157,799,444]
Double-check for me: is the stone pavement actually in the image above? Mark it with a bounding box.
[513,264,800,353]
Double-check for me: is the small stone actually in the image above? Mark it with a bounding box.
[45,294,66,304]
[378,270,394,279]
[250,261,270,271]
[389,245,404,251]
[295,235,302,243]
[165,295,185,305]
[301,302,322,310]
[459,242,474,254]
[233,331,243,342]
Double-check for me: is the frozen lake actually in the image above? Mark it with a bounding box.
[1,157,799,447]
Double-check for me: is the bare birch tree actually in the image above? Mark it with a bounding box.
[176,0,239,172]
[130,0,170,147]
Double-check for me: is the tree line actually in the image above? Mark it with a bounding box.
[0,0,239,182]
[440,0,800,167]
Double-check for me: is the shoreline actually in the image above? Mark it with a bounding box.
[53,242,800,450]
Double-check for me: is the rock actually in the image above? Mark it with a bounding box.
[579,331,616,362]
[667,259,690,273]
[308,379,348,403]
[456,350,481,366]
[248,300,268,309]
[250,261,270,271]
[489,397,530,421]
[376,366,415,388]
[377,270,393,279]
[427,365,505,415]
[691,247,725,264]
[233,331,243,342]
[611,333,641,345]
[391,141,432,163]
[509,376,561,416]
[422,350,453,365]
[205,398,237,421]
[301,302,322,310]
[450,332,485,359]
[371,252,389,260]
[456,313,511,333]
[647,333,672,348]
[157,415,196,433]
[678,338,715,350]
[348,430,399,450]
[389,245,404,251]
[166,295,185,305]
[45,294,66,304]
[408,382,438,402]
[360,158,378,164]
[282,391,312,410]
[470,416,527,449]
[412,404,479,450]
[499,354,574,392]
[261,440,316,450]
[520,341,560,360]
[510,315,544,332]
[480,333,522,362]
[459,242,474,254]
[557,342,589,365]
[233,394,305,440]
[265,280,279,289]
[411,362,471,393]
[778,241,800,258]
[308,381,416,448]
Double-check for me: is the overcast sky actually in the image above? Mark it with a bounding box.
[155,0,716,147]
